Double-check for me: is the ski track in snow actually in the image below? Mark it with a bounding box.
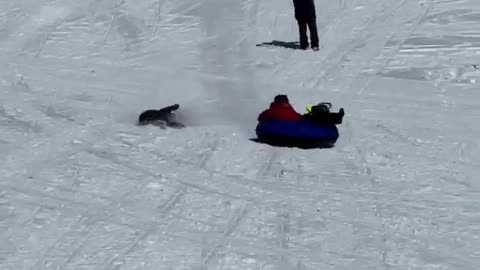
[1,0,480,269]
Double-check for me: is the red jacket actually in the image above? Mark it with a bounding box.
[258,103,302,123]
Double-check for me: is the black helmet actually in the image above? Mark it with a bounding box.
[273,94,289,104]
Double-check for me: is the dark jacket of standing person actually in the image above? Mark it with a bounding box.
[293,0,316,20]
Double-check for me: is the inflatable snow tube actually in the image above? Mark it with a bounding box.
[255,119,339,149]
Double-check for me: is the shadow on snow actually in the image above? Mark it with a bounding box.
[256,40,302,50]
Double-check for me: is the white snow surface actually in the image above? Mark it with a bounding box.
[1,0,480,269]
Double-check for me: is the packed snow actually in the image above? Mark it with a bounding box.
[1,0,480,269]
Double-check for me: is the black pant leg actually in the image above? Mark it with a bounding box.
[307,18,319,48]
[297,19,308,49]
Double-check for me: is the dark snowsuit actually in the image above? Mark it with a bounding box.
[292,0,319,49]
[138,104,184,128]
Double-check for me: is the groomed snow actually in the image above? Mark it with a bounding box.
[1,0,479,269]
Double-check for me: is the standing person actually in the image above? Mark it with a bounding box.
[292,0,319,50]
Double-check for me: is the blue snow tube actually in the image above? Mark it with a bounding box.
[255,119,339,148]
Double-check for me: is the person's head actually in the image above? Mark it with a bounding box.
[272,94,290,106]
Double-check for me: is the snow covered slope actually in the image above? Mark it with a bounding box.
[1,0,479,269]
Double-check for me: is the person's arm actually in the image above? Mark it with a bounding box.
[258,109,270,122]
[158,104,180,114]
